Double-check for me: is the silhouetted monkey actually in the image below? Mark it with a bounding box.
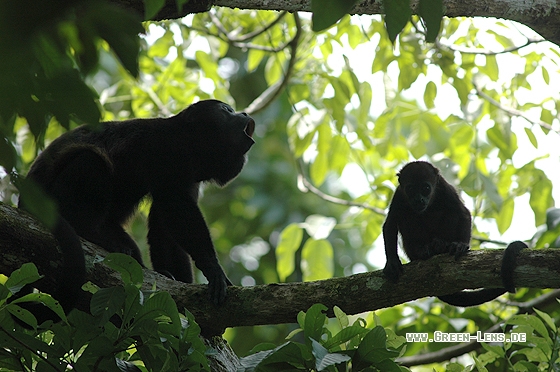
[18,99,255,322]
[383,161,526,306]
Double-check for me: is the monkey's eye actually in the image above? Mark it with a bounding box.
[420,183,432,196]
[221,104,235,113]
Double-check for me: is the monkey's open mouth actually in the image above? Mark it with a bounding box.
[244,119,255,139]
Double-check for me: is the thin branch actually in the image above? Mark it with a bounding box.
[436,38,545,56]
[209,10,288,43]
[141,84,172,116]
[244,13,302,115]
[398,289,560,366]
[474,84,559,134]
[190,11,292,52]
[473,236,509,246]
[296,160,385,215]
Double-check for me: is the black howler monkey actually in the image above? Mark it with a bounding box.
[383,161,526,307]
[19,99,255,321]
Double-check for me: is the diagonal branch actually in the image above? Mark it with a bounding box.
[1,202,559,336]
[474,84,559,134]
[244,13,302,115]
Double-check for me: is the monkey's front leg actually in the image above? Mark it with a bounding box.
[382,212,403,282]
[149,196,232,305]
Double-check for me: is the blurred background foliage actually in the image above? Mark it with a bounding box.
[1,0,560,367]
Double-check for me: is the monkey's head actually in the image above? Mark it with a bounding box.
[397,161,439,213]
[181,99,255,186]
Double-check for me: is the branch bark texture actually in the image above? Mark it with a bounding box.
[1,203,559,336]
[113,0,560,46]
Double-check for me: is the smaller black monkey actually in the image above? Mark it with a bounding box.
[383,161,525,306]
[18,100,255,324]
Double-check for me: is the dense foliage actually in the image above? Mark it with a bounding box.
[1,0,560,370]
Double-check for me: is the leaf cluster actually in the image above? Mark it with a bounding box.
[239,304,407,372]
[0,255,210,372]
[457,309,560,371]
[0,0,142,169]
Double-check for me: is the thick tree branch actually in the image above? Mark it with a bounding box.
[1,203,559,336]
[111,0,560,47]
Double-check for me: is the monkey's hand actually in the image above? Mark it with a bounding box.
[448,242,469,259]
[204,265,233,305]
[383,259,403,283]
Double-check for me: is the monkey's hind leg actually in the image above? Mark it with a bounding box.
[50,145,114,236]
[147,206,194,283]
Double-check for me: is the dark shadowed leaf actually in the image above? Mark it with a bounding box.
[311,0,359,32]
[383,0,411,43]
[419,0,443,42]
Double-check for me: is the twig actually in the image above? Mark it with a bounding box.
[474,84,559,134]
[436,38,544,56]
[209,10,287,43]
[244,13,302,115]
[296,160,385,215]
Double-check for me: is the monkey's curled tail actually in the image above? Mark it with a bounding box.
[438,241,527,307]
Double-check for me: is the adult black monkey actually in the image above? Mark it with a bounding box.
[383,161,526,306]
[19,99,255,321]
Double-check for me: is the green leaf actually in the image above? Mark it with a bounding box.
[15,176,58,229]
[143,0,165,20]
[484,55,499,81]
[90,286,126,321]
[355,326,399,367]
[496,197,514,234]
[534,308,556,331]
[507,315,551,343]
[311,0,359,32]
[136,291,181,334]
[122,284,143,326]
[103,253,144,286]
[301,239,334,281]
[311,338,351,370]
[542,66,550,84]
[247,49,266,73]
[276,224,303,282]
[310,152,329,186]
[310,122,332,186]
[303,304,328,344]
[0,137,17,171]
[333,306,349,328]
[5,263,42,294]
[383,0,412,43]
[423,81,437,109]
[195,51,220,81]
[530,178,553,226]
[91,3,143,77]
[323,325,370,350]
[11,292,68,324]
[524,127,538,148]
[6,304,38,329]
[418,0,443,42]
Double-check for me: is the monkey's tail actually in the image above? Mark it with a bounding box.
[438,241,527,307]
[438,288,507,307]
[14,201,86,324]
[49,215,86,315]
[501,240,527,292]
